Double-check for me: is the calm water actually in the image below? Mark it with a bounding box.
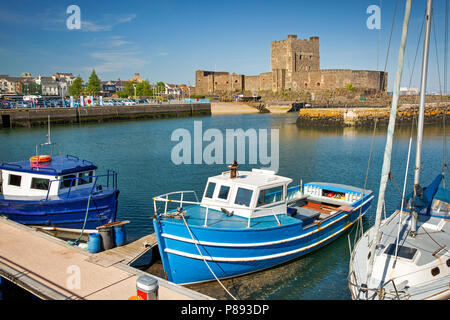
[0,113,447,300]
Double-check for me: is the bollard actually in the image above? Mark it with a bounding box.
[136,276,158,300]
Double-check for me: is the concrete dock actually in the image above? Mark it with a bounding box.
[0,103,211,128]
[0,217,213,300]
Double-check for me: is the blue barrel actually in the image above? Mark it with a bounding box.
[88,233,102,253]
[114,225,127,247]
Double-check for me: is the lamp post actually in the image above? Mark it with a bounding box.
[133,84,137,100]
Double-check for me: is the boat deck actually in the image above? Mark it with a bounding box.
[162,199,345,230]
[0,217,213,300]
[163,205,301,229]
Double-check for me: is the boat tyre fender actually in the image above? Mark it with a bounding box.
[221,208,233,217]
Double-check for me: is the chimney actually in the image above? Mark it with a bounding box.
[228,161,239,179]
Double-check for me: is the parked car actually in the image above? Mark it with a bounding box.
[0,100,10,109]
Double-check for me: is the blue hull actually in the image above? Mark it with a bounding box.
[154,195,373,284]
[0,189,119,230]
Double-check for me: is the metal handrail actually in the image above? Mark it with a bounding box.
[45,171,117,201]
[153,191,285,228]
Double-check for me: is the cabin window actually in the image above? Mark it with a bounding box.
[431,267,440,277]
[31,177,50,190]
[205,182,216,199]
[257,185,284,207]
[217,185,231,200]
[8,174,22,187]
[60,174,77,189]
[78,171,93,185]
[235,187,253,207]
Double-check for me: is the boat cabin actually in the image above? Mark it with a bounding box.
[0,155,97,199]
[199,166,366,223]
[201,168,293,218]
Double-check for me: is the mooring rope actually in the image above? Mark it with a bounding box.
[181,214,237,300]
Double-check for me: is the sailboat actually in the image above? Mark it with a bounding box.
[348,0,450,300]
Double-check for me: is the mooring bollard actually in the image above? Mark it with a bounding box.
[136,275,159,300]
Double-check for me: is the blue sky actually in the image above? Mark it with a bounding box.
[0,0,447,92]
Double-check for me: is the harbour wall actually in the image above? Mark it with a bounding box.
[0,103,211,128]
[296,102,449,127]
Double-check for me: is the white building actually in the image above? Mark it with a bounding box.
[164,83,183,96]
[35,75,59,96]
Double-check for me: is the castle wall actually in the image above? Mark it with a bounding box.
[194,35,387,95]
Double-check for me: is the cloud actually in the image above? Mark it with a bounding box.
[0,7,136,33]
[85,50,148,74]
[81,13,137,32]
[82,36,132,48]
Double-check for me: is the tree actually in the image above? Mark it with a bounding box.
[136,80,152,96]
[86,70,101,96]
[69,76,83,98]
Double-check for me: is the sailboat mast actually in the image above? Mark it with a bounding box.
[411,0,433,235]
[366,0,412,284]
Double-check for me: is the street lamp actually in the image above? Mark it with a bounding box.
[133,84,136,100]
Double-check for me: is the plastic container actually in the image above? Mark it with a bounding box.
[98,227,115,250]
[114,225,127,247]
[136,276,159,300]
[88,233,101,253]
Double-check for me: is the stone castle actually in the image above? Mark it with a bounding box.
[194,35,387,95]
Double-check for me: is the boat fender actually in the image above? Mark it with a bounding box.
[221,208,233,217]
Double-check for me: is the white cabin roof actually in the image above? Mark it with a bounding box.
[208,169,293,189]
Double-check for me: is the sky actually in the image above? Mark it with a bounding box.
[0,0,448,92]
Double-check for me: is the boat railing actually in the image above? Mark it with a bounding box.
[347,270,403,300]
[45,170,118,201]
[153,191,284,228]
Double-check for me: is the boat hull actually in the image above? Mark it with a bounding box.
[0,189,119,230]
[154,196,373,284]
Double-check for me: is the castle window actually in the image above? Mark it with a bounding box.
[309,55,312,60]
[235,80,238,83]
[299,55,302,60]
[304,83,308,87]
[316,82,320,87]
[308,66,311,71]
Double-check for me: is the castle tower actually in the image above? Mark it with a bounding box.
[271,35,320,91]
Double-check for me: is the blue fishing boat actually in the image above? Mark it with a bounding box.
[153,163,374,284]
[0,129,119,231]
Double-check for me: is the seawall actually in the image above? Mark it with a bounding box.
[0,103,211,128]
[296,102,449,127]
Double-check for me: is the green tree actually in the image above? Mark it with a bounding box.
[136,80,152,96]
[123,80,138,97]
[69,76,83,98]
[86,70,101,96]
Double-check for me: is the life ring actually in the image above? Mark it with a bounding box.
[30,155,52,163]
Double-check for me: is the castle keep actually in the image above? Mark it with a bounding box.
[195,35,387,95]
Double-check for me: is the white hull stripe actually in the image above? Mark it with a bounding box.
[164,209,368,262]
[162,197,373,248]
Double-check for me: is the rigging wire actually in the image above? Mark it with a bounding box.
[383,0,400,74]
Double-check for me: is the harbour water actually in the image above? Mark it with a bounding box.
[0,113,447,300]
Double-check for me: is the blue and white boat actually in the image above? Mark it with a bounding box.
[0,139,119,232]
[153,163,374,284]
